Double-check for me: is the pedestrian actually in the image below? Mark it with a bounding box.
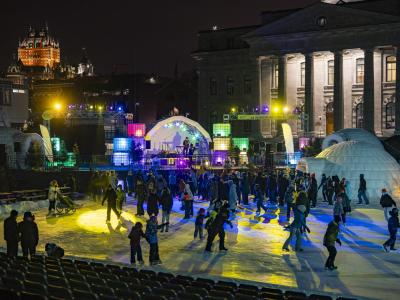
[48,180,61,216]
[145,215,167,265]
[282,205,309,252]
[308,173,318,208]
[102,184,121,223]
[4,210,19,257]
[333,193,345,225]
[383,208,400,252]
[228,180,238,219]
[241,172,250,205]
[323,216,342,270]
[357,174,369,205]
[285,185,295,221]
[194,208,206,239]
[380,188,397,221]
[128,222,145,265]
[147,189,160,217]
[135,174,146,216]
[255,184,268,215]
[318,174,328,202]
[18,212,39,259]
[205,204,232,252]
[116,184,126,213]
[160,187,173,232]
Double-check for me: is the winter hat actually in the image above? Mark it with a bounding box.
[382,188,387,193]
[10,210,18,217]
[24,211,33,219]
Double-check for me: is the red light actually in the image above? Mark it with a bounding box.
[127,123,145,137]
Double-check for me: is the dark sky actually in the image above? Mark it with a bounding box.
[0,0,316,77]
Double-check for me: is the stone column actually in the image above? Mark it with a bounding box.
[333,51,344,131]
[304,53,314,133]
[395,47,400,135]
[278,54,286,102]
[363,48,375,133]
[259,57,272,138]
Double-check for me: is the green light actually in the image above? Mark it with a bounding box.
[232,137,249,151]
[213,123,231,137]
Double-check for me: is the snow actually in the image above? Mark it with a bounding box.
[1,197,399,300]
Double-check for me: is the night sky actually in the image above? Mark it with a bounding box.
[0,0,316,77]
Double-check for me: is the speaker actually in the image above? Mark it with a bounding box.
[145,140,151,149]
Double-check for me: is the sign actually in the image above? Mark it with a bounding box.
[236,114,299,120]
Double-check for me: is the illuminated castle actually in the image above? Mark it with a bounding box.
[18,24,60,77]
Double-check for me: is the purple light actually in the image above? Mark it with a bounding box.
[262,105,269,114]
[117,106,123,112]
[255,107,259,112]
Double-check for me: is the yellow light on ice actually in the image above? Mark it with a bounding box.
[77,209,135,233]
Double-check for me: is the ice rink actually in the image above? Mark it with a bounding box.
[1,197,399,300]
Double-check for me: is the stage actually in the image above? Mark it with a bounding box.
[1,197,399,299]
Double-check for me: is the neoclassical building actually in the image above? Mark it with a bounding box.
[193,0,400,139]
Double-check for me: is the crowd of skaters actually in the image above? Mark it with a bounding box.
[3,167,399,272]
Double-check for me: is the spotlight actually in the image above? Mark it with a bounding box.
[283,106,289,113]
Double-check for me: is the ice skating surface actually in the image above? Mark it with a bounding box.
[1,198,399,300]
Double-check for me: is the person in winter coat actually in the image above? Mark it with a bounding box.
[228,180,238,218]
[205,205,232,252]
[318,174,328,203]
[295,190,310,218]
[255,184,268,215]
[135,174,147,216]
[194,208,206,239]
[241,172,250,205]
[333,194,345,224]
[326,176,334,205]
[383,208,400,252]
[323,216,342,270]
[147,189,160,217]
[145,216,168,265]
[116,184,126,213]
[340,179,351,214]
[278,173,289,206]
[48,180,61,216]
[184,183,194,217]
[160,187,173,232]
[357,174,369,204]
[380,188,397,221]
[267,174,278,204]
[284,185,295,221]
[308,173,318,208]
[102,185,121,222]
[18,212,39,258]
[4,210,19,257]
[128,222,145,264]
[282,205,309,252]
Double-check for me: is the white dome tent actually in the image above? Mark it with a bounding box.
[145,116,212,155]
[297,129,400,202]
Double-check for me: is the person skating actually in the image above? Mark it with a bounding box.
[205,204,233,252]
[284,185,295,221]
[282,205,309,252]
[4,210,19,257]
[182,192,192,219]
[147,188,160,217]
[357,174,369,205]
[380,188,397,221]
[278,173,289,207]
[18,212,39,259]
[135,174,147,216]
[255,184,268,215]
[128,222,145,265]
[102,184,121,223]
[160,187,173,232]
[228,180,238,219]
[194,208,206,239]
[48,180,61,216]
[308,173,318,208]
[145,215,168,265]
[241,172,250,205]
[326,176,334,205]
[383,208,400,252]
[318,174,328,203]
[333,194,345,225]
[323,216,342,270]
[116,184,126,213]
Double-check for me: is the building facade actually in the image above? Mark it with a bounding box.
[194,0,400,140]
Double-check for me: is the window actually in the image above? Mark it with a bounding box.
[328,60,334,86]
[226,76,234,95]
[209,77,217,95]
[317,16,327,27]
[385,101,395,129]
[386,56,396,82]
[355,103,363,128]
[300,62,305,87]
[356,58,365,84]
[272,62,279,89]
[243,76,252,95]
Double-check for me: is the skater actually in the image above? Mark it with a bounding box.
[102,184,121,223]
[255,184,268,214]
[160,187,173,232]
[48,180,61,216]
[383,208,400,252]
[323,216,342,270]
[128,222,145,265]
[318,174,328,202]
[4,210,19,257]
[205,204,233,252]
[18,212,39,259]
[282,205,309,252]
[326,176,334,205]
[357,174,369,205]
[278,173,289,207]
[241,172,250,205]
[333,193,345,225]
[228,180,238,219]
[308,173,318,208]
[147,188,160,217]
[380,188,397,221]
[267,174,278,204]
[135,174,146,216]
[184,182,194,216]
[145,215,168,265]
[194,208,206,239]
[116,184,126,213]
[183,192,192,219]
[284,185,295,221]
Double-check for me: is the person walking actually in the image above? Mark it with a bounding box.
[357,174,369,205]
[255,184,268,215]
[323,216,342,270]
[160,187,173,232]
[194,208,206,239]
[135,174,146,216]
[116,184,126,213]
[333,193,345,225]
[282,205,309,252]
[48,180,61,216]
[205,205,232,252]
[128,222,145,265]
[4,210,19,257]
[18,212,39,259]
[380,188,397,221]
[102,184,121,223]
[383,208,400,252]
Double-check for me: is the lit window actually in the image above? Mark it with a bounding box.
[386,56,396,82]
[385,101,395,129]
[300,62,305,87]
[209,77,217,95]
[356,58,365,84]
[226,76,234,95]
[243,76,252,95]
[327,60,334,86]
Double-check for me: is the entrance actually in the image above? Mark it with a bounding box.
[326,102,334,135]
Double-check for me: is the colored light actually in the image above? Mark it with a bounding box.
[233,137,249,151]
[213,137,230,151]
[54,102,62,111]
[127,123,146,137]
[283,106,289,113]
[113,138,131,152]
[98,106,103,111]
[212,150,228,165]
[273,106,280,113]
[117,106,123,112]
[262,105,269,114]
[51,137,61,152]
[231,107,236,113]
[77,209,135,233]
[89,105,94,109]
[213,123,231,137]
[113,152,130,166]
